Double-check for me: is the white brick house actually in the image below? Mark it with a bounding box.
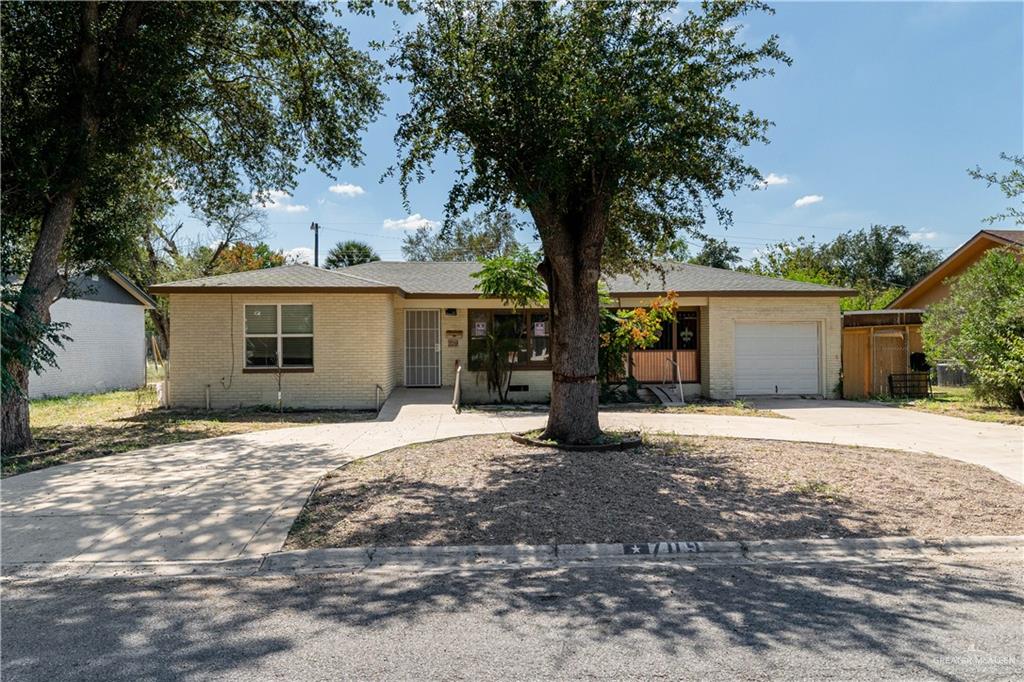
[30,272,156,399]
[150,262,854,409]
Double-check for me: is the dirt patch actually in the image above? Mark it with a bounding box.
[287,434,1024,549]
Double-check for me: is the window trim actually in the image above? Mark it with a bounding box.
[467,309,552,371]
[243,303,314,370]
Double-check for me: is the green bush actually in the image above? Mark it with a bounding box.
[922,249,1024,408]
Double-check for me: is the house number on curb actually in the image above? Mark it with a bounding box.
[623,542,701,556]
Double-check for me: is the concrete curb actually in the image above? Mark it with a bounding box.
[4,535,1021,582]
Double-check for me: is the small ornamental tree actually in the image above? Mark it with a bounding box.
[598,290,678,400]
[922,249,1024,408]
[472,249,548,402]
[395,0,787,442]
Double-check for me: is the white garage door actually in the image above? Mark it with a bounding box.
[734,322,820,395]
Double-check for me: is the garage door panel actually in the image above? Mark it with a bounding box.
[734,323,819,395]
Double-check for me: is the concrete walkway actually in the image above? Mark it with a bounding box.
[750,399,1023,483]
[2,390,1020,570]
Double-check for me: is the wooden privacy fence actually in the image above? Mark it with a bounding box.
[841,310,924,399]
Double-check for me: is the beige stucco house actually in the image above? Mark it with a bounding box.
[150,261,854,410]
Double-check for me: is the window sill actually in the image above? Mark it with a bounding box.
[243,367,314,374]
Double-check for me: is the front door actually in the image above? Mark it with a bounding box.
[405,309,441,386]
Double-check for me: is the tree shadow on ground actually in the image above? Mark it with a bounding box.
[290,435,1023,547]
[3,558,1021,680]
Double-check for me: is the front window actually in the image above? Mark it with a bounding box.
[467,310,551,370]
[245,304,313,368]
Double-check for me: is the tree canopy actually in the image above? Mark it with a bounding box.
[395,0,786,442]
[969,153,1023,227]
[1,0,385,452]
[746,225,944,309]
[324,240,381,269]
[402,208,523,261]
[691,237,742,269]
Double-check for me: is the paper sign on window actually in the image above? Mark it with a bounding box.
[533,320,546,337]
[473,321,487,337]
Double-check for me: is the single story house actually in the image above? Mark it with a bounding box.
[30,271,156,399]
[149,261,855,409]
[887,229,1023,309]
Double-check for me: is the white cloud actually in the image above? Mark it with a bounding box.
[328,183,366,197]
[910,230,938,241]
[254,190,308,213]
[284,247,314,265]
[793,194,824,208]
[759,173,790,187]
[382,213,439,231]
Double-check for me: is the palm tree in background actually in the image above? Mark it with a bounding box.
[323,240,380,269]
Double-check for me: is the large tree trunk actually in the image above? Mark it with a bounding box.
[2,192,78,453]
[537,208,606,444]
[1,3,100,454]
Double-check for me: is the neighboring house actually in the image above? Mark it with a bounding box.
[149,262,854,409]
[887,229,1024,309]
[30,271,156,399]
[842,229,1023,398]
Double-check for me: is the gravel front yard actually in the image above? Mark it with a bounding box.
[287,434,1024,549]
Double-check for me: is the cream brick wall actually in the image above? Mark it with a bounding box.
[704,296,843,400]
[166,293,394,410]
[167,291,840,408]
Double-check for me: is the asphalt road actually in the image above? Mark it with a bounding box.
[3,554,1022,681]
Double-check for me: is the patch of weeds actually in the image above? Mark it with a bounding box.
[793,479,845,503]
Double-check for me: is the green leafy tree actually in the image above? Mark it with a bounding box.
[969,153,1023,227]
[403,208,523,261]
[395,0,787,442]
[691,237,742,269]
[1,1,384,452]
[746,226,943,309]
[471,249,548,402]
[922,249,1024,408]
[324,240,381,269]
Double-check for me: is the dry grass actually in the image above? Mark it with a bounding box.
[627,399,785,418]
[288,433,1023,549]
[4,387,373,477]
[884,387,1024,426]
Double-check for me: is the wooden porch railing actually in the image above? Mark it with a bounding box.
[629,350,699,383]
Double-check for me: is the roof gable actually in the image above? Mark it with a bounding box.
[888,229,1024,308]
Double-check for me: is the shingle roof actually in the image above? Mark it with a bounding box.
[151,260,855,297]
[342,260,854,296]
[983,229,1024,246]
[149,264,395,293]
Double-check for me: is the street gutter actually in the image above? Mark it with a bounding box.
[3,535,1021,582]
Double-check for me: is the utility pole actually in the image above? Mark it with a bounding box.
[310,221,320,266]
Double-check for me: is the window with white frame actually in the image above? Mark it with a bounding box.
[244,304,313,368]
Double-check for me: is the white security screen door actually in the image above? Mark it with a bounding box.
[405,310,441,387]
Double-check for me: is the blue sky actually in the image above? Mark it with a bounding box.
[173,1,1023,265]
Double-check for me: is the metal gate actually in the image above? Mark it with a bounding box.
[405,309,441,387]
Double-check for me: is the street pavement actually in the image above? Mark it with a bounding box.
[2,552,1022,680]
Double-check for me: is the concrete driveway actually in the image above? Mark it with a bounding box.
[750,399,1023,483]
[2,391,1020,571]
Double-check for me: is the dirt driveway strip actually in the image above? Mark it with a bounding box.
[2,393,1021,572]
